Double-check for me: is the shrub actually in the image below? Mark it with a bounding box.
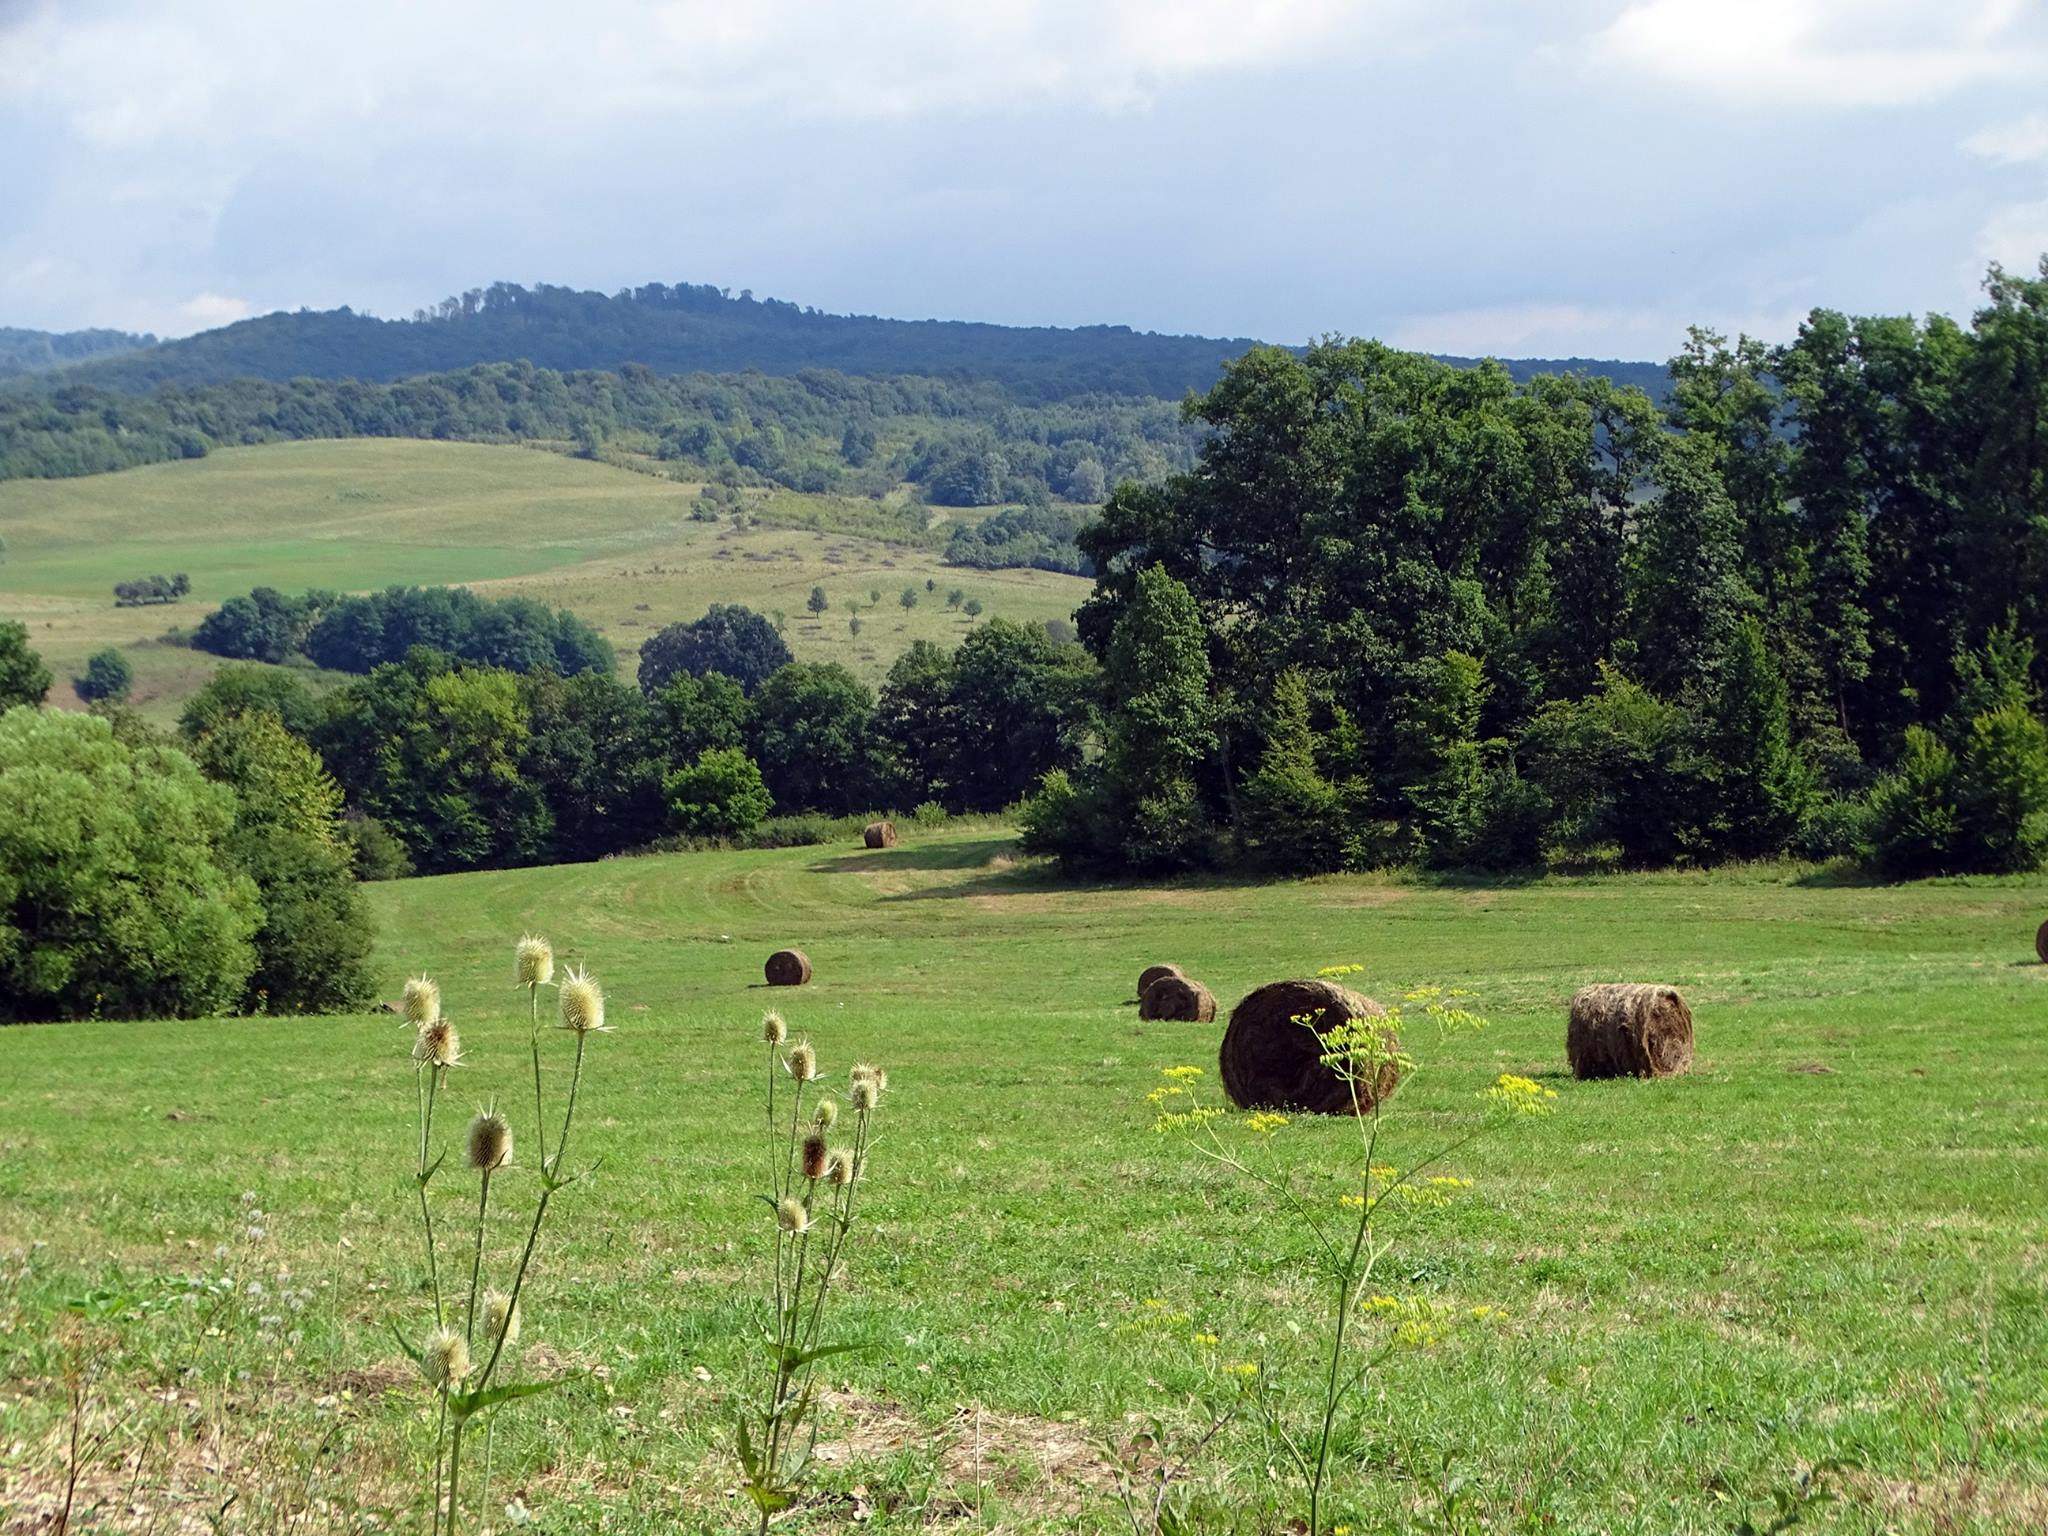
[0,707,260,1020]
[665,747,772,838]
[179,664,324,740]
[74,647,133,704]
[1952,704,2048,872]
[1864,727,1962,877]
[343,812,415,881]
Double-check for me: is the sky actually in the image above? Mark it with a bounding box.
[2,0,2046,360]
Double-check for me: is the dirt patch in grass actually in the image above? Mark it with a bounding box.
[812,1389,1133,1515]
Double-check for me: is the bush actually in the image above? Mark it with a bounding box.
[0,707,260,1020]
[1791,795,1872,861]
[1864,727,1962,877]
[343,812,415,881]
[664,747,772,838]
[74,647,133,703]
[179,664,324,740]
[1865,707,2048,876]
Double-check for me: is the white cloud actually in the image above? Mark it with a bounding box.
[1964,113,2048,166]
[1978,200,2048,270]
[175,293,253,330]
[1588,0,2041,108]
[1386,298,1812,359]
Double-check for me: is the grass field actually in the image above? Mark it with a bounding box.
[3,832,2046,1532]
[0,440,1090,717]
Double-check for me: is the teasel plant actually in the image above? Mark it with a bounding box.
[396,938,609,1536]
[736,1016,888,1530]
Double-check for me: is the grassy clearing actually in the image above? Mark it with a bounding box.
[0,439,1088,716]
[2,832,2046,1531]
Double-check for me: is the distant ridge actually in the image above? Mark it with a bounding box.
[0,324,156,380]
[30,281,1669,402]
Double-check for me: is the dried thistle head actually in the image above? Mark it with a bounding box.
[775,1197,810,1234]
[413,1019,461,1070]
[402,975,441,1028]
[422,1327,471,1388]
[801,1132,828,1182]
[786,1041,818,1082]
[467,1109,513,1171]
[483,1288,522,1346]
[850,1062,888,1095]
[515,934,554,989]
[849,1077,878,1112]
[825,1148,857,1187]
[762,1010,788,1046]
[557,966,607,1035]
[812,1098,838,1129]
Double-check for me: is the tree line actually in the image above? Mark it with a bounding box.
[192,584,613,676]
[1020,261,2048,879]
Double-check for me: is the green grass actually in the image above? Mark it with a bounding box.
[3,834,2046,1531]
[0,439,1089,717]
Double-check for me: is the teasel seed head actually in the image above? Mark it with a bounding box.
[801,1132,829,1181]
[813,1098,839,1129]
[849,1077,878,1112]
[850,1062,888,1095]
[413,1019,461,1070]
[762,1011,787,1046]
[423,1327,471,1388]
[557,966,607,1034]
[775,1197,810,1234]
[515,934,554,989]
[467,1109,513,1171]
[825,1148,857,1187]
[483,1288,522,1346]
[402,975,441,1028]
[786,1041,818,1082]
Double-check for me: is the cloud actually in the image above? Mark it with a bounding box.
[1964,113,2048,166]
[1978,201,2048,271]
[1384,299,1812,361]
[1588,0,2043,108]
[175,293,252,330]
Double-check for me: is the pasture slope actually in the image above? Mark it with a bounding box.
[2,829,2046,1531]
[0,438,1090,716]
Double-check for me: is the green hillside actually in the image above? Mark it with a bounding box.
[0,438,1089,715]
[1,832,2043,1528]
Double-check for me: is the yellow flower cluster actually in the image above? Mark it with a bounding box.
[1241,1112,1289,1135]
[1224,1361,1259,1378]
[1355,1294,1446,1350]
[1316,963,1365,978]
[1161,1065,1204,1082]
[1153,1105,1224,1135]
[1485,1073,1559,1116]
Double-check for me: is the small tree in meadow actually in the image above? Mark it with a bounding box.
[74,647,133,704]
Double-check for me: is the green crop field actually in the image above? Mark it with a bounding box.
[0,439,1090,717]
[3,831,2046,1532]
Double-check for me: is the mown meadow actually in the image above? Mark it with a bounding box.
[0,439,1088,718]
[3,829,2045,1532]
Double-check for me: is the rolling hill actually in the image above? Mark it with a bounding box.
[0,324,155,379]
[28,280,1672,403]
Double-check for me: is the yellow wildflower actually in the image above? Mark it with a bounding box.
[1224,1361,1259,1377]
[1190,1331,1219,1346]
[1161,1065,1204,1082]
[1484,1074,1559,1116]
[1242,1112,1289,1135]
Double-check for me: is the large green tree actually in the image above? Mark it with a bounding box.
[0,621,51,711]
[0,708,260,1020]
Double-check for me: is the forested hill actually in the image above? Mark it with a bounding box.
[0,325,156,379]
[27,281,1668,402]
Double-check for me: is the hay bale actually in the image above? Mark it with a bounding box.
[765,949,813,987]
[863,820,898,850]
[2037,918,2048,965]
[1136,963,1184,999]
[1219,980,1398,1115]
[1140,975,1217,1023]
[1566,983,1693,1079]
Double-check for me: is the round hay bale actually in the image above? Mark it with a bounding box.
[1136,963,1184,999]
[764,949,812,987]
[2037,918,2048,965]
[1219,980,1398,1115]
[863,820,898,850]
[1566,983,1693,1080]
[1140,975,1217,1023]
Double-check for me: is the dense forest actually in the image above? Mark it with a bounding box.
[0,325,154,379]
[1021,261,2048,879]
[19,281,1669,403]
[0,360,1201,521]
